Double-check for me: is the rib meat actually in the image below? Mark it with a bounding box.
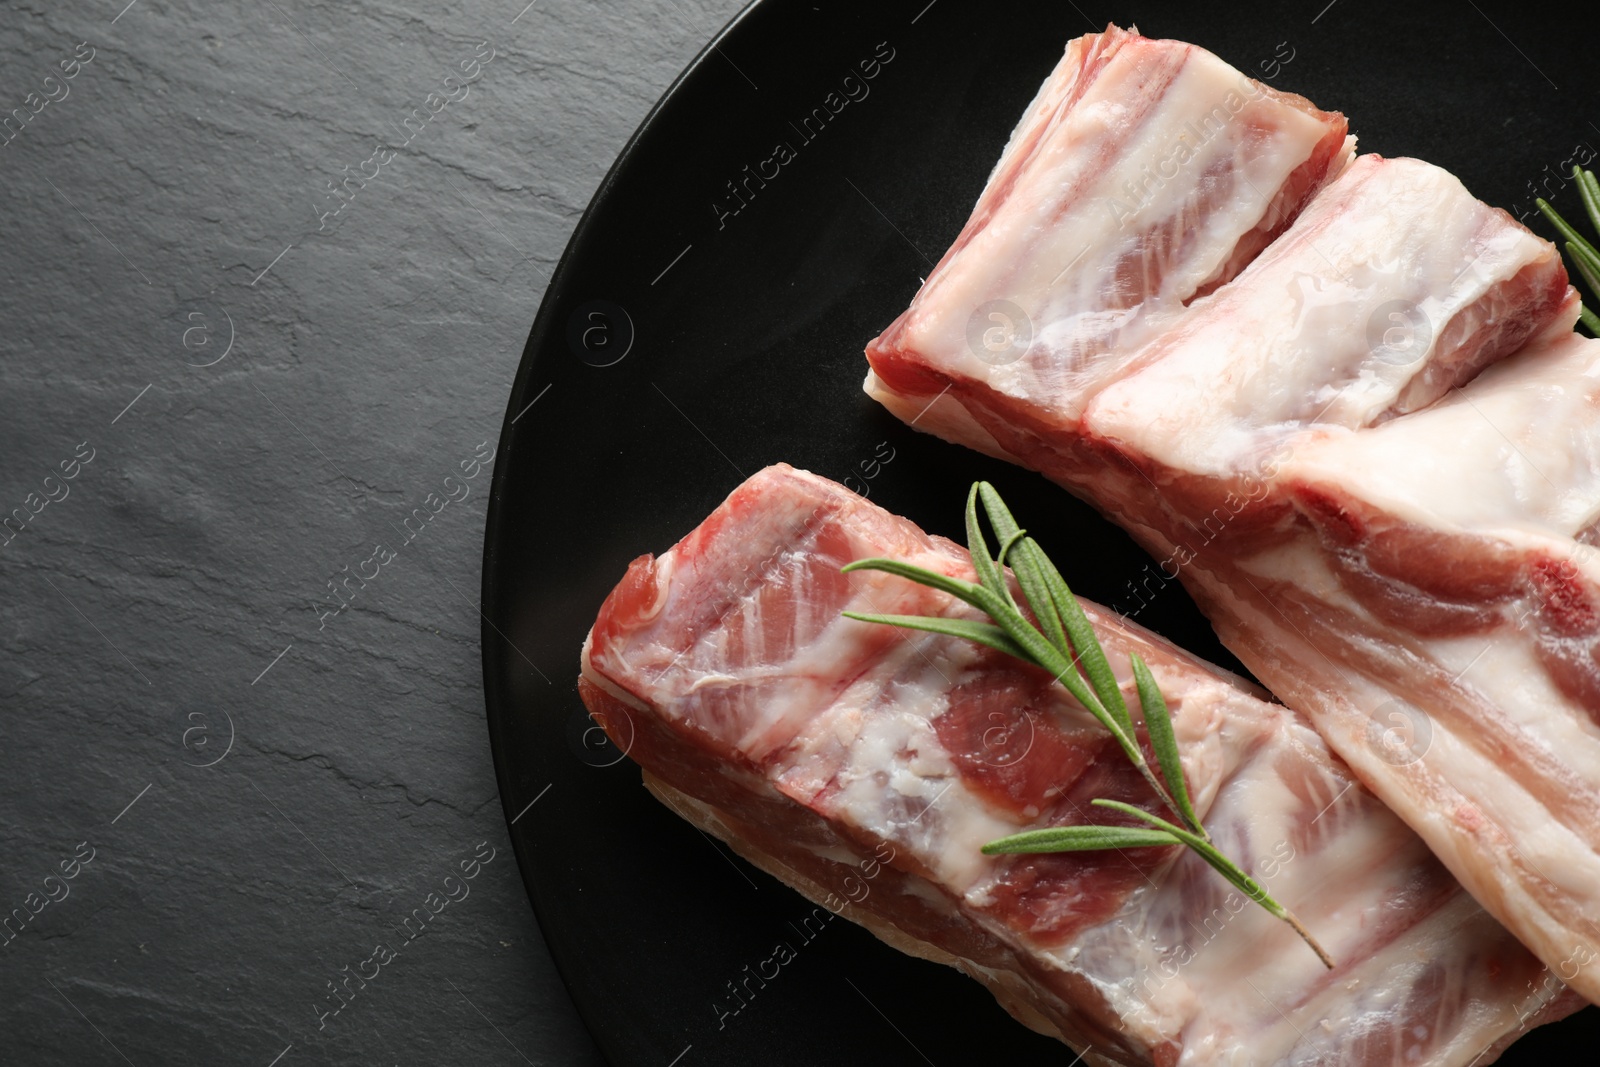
[860,33,1597,1005]
[865,24,1351,435]
[578,465,1578,1066]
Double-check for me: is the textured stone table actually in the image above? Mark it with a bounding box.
[0,1,741,1063]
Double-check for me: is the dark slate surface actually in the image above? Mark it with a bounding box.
[0,1,743,1063]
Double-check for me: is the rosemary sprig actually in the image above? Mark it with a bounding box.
[845,486,1188,826]
[841,482,1334,969]
[1536,167,1600,334]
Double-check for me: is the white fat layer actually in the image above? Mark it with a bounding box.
[1241,541,1600,760]
[1285,332,1600,543]
[1091,156,1566,476]
[860,370,1017,463]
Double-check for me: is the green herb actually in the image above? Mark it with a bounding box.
[1536,167,1600,334]
[841,482,1334,969]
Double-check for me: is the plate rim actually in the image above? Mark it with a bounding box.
[478,1,766,1061]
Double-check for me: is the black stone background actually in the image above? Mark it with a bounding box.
[0,0,746,1063]
[6,1,1600,1065]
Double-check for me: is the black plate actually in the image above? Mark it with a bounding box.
[482,1,1600,1062]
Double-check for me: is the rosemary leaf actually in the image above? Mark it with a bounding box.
[995,527,1029,567]
[970,487,1138,747]
[1569,241,1600,300]
[1534,190,1600,337]
[1093,800,1262,900]
[1537,198,1600,272]
[974,484,1069,658]
[843,557,1124,747]
[1131,652,1204,838]
[841,558,1007,618]
[839,612,1028,659]
[981,825,1179,854]
[843,483,1330,968]
[1027,539,1137,741]
[988,607,1121,739]
[1578,166,1600,237]
[1093,799,1334,968]
[1566,232,1600,294]
[964,483,1013,606]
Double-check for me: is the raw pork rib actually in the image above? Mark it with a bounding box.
[865,24,1351,430]
[861,30,1598,1005]
[578,465,1577,1067]
[1150,332,1600,1006]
